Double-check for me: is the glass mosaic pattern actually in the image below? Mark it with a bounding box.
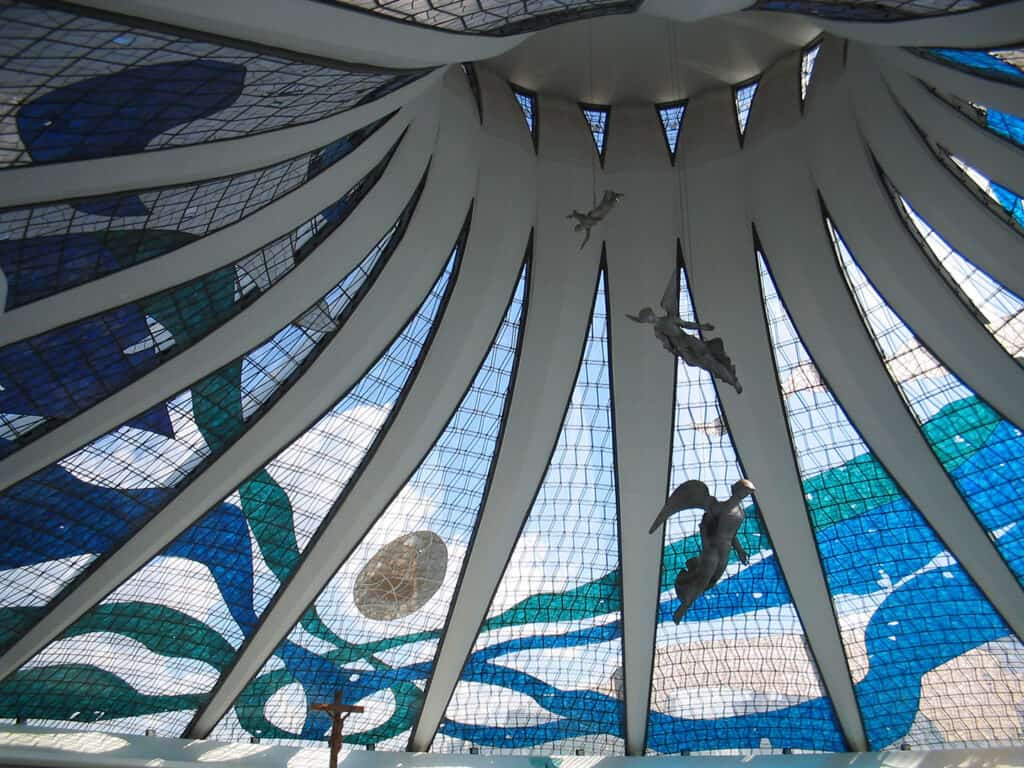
[830,217,1024,586]
[892,192,1024,362]
[656,102,686,162]
[758,249,1024,750]
[735,82,759,138]
[0,224,461,736]
[948,155,1024,229]
[919,46,1024,86]
[435,271,624,755]
[0,183,424,661]
[753,1,1009,20]
[0,1,424,167]
[0,114,391,309]
[325,0,641,35]
[978,105,1024,148]
[801,43,821,102]
[512,87,538,148]
[0,141,401,454]
[580,106,609,162]
[647,260,843,755]
[210,262,528,750]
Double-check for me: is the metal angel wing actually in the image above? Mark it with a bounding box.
[648,479,714,534]
[659,269,680,318]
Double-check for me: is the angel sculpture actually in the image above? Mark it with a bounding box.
[627,272,742,393]
[566,189,624,249]
[649,478,756,623]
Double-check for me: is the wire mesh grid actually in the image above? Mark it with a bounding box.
[0,2,421,167]
[0,115,389,309]
[0,228,458,737]
[435,271,624,755]
[646,265,843,755]
[210,262,527,750]
[758,249,1024,750]
[829,216,1024,588]
[324,0,639,35]
[0,138,398,453]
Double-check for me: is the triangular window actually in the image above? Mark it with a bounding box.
[656,101,686,162]
[511,84,538,151]
[801,42,821,102]
[580,104,610,164]
[734,80,759,138]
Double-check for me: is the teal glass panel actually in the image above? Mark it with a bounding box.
[209,261,527,750]
[435,270,624,755]
[646,260,843,755]
[829,216,1024,587]
[758,249,1024,749]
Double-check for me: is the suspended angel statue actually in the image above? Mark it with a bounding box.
[649,478,756,623]
[627,271,743,393]
[567,189,624,249]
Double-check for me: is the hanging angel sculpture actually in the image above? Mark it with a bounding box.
[627,271,743,393]
[567,189,624,249]
[649,479,756,623]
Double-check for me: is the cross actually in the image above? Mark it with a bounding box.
[311,690,364,768]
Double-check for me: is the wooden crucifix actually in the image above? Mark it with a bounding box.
[311,690,364,768]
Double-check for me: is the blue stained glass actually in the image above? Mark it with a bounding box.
[949,155,1024,228]
[735,82,758,137]
[758,249,1024,750]
[512,88,537,144]
[656,103,686,161]
[979,105,1024,148]
[894,193,1024,364]
[0,140,400,454]
[0,2,424,167]
[753,1,1001,21]
[0,205,410,653]
[0,115,390,309]
[647,261,843,755]
[801,44,820,102]
[829,217,1024,588]
[0,228,461,736]
[923,47,1024,85]
[436,271,624,755]
[210,261,528,750]
[581,106,609,160]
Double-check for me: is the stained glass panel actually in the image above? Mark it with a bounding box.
[0,114,391,309]
[735,82,759,138]
[753,1,1008,21]
[436,270,624,755]
[919,46,1024,86]
[801,43,821,102]
[512,87,538,148]
[580,106,609,162]
[0,1,423,167]
[0,224,461,736]
[647,259,843,755]
[758,249,1024,749]
[209,261,527,750]
[0,138,401,454]
[948,155,1024,228]
[656,103,686,162]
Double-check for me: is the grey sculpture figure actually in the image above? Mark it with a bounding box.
[627,271,743,393]
[566,189,624,249]
[649,478,756,623]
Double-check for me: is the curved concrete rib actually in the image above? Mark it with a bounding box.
[602,102,676,756]
[0,103,417,348]
[73,0,524,69]
[0,70,441,209]
[783,49,1024,647]
[188,73,511,740]
[847,46,1024,300]
[883,67,1024,194]
[683,66,868,752]
[0,79,476,687]
[807,2,1024,47]
[409,81,602,753]
[817,48,1024,430]
[0,96,439,496]
[876,46,1024,119]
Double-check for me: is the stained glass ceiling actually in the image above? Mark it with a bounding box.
[1,0,1024,760]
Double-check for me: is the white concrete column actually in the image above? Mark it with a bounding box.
[680,59,868,752]
[602,102,676,756]
[410,79,603,752]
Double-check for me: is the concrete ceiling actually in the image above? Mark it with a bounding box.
[483,10,822,105]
